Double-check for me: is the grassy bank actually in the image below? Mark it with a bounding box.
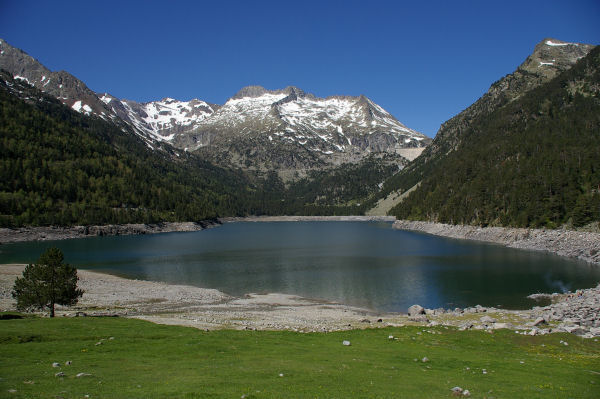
[1,315,598,398]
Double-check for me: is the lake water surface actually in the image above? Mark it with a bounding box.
[1,221,598,312]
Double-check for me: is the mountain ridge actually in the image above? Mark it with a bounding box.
[426,37,595,158]
[0,38,428,175]
[385,43,600,228]
[374,37,596,210]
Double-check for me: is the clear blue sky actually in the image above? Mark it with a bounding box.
[1,0,598,137]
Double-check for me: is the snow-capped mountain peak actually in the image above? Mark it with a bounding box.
[169,86,430,170]
[99,95,217,141]
[0,37,429,171]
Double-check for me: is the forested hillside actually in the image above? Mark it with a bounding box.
[389,46,600,228]
[0,71,398,226]
[0,71,260,226]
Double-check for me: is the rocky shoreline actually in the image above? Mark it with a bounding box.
[393,220,600,265]
[0,221,219,244]
[406,283,600,338]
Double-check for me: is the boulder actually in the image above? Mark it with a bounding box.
[408,305,425,316]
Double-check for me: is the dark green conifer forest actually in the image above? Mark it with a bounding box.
[0,80,254,226]
[388,47,600,228]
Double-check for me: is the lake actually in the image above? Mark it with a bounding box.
[1,221,598,312]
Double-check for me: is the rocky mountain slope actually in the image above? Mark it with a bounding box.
[97,94,219,142]
[385,42,600,228]
[171,85,429,172]
[0,38,428,175]
[423,38,595,160]
[374,38,596,214]
[0,38,113,119]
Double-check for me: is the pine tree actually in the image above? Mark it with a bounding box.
[11,248,84,317]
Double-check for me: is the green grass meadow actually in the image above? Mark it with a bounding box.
[1,315,598,398]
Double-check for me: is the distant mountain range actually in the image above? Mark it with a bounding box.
[0,38,429,175]
[1,37,597,229]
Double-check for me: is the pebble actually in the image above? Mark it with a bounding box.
[55,372,65,377]
[421,357,429,363]
[76,373,92,378]
[342,340,351,346]
[52,362,60,368]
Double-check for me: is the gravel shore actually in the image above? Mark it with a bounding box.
[2,264,599,337]
[393,220,600,265]
[0,264,388,332]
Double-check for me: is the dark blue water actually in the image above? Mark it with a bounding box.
[1,221,598,312]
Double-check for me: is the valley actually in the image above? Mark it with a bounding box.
[1,3,599,398]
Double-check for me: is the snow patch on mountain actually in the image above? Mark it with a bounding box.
[546,40,578,47]
[13,75,32,85]
[71,100,92,114]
